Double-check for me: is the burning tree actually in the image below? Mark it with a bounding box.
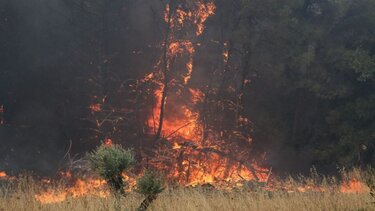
[84,0,270,189]
[136,0,270,187]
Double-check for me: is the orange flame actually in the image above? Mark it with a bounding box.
[0,171,7,178]
[35,172,139,204]
[340,179,369,193]
[146,0,272,188]
[104,138,113,146]
[148,86,202,141]
[195,2,216,36]
[35,179,109,204]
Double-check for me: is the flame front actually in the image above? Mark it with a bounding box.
[340,179,369,193]
[35,179,109,204]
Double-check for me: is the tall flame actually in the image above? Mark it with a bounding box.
[144,0,273,188]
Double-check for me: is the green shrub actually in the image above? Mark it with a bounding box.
[136,170,164,211]
[87,144,135,195]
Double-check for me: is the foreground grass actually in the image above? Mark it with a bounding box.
[0,183,373,211]
[0,168,374,211]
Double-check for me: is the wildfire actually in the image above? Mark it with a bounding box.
[145,0,272,188]
[0,171,15,180]
[0,171,7,178]
[148,86,202,141]
[89,103,102,113]
[194,2,216,36]
[296,185,326,193]
[167,40,195,85]
[104,138,113,146]
[340,179,369,193]
[35,179,109,204]
[184,61,194,84]
[34,171,139,204]
[183,160,269,187]
[148,1,214,140]
[165,1,215,36]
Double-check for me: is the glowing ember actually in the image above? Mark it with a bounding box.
[223,42,229,63]
[0,105,4,125]
[0,171,7,178]
[104,138,113,146]
[59,171,72,179]
[89,103,102,112]
[184,60,194,85]
[194,1,216,36]
[296,185,326,193]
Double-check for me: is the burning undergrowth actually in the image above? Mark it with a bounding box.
[0,167,372,205]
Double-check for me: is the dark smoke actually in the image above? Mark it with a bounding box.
[1,0,374,177]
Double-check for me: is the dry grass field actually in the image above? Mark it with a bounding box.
[0,174,374,211]
[0,187,373,211]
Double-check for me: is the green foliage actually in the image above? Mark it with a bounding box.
[350,49,375,81]
[136,170,164,196]
[87,144,135,194]
[88,144,135,179]
[236,0,375,169]
[136,171,164,211]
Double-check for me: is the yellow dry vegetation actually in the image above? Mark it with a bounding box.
[0,181,373,211]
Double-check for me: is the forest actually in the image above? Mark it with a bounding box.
[0,0,374,178]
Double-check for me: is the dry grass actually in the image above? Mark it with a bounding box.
[0,168,374,211]
[0,188,373,211]
[0,176,374,211]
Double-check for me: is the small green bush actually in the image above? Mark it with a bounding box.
[136,170,164,196]
[87,144,135,194]
[136,170,164,211]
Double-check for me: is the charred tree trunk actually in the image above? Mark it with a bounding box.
[235,50,250,127]
[200,68,215,144]
[154,1,174,141]
[137,194,158,211]
[108,175,126,196]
